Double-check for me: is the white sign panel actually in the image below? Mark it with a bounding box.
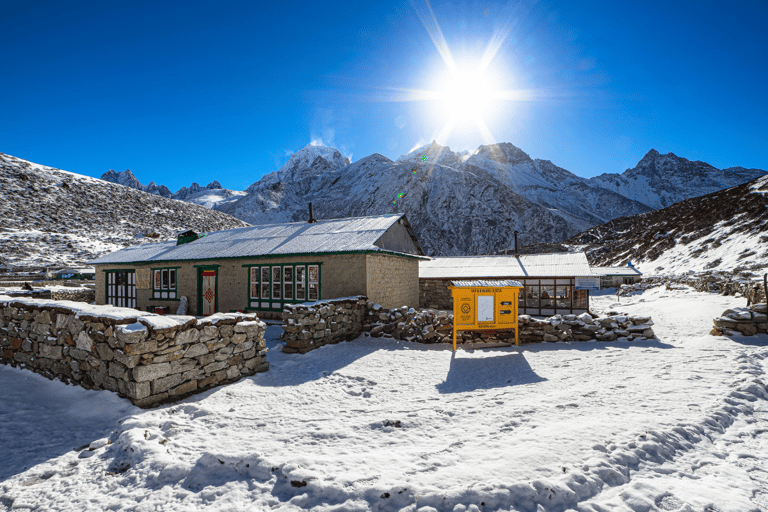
[477,295,494,322]
[575,276,600,290]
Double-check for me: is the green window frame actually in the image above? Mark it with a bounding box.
[151,266,180,301]
[104,269,136,309]
[244,262,321,311]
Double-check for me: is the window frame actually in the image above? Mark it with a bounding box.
[244,262,322,311]
[104,269,137,309]
[151,266,181,301]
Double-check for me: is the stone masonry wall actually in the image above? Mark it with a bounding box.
[0,297,268,407]
[419,278,453,310]
[364,304,656,345]
[281,296,367,354]
[713,303,768,337]
[366,254,419,309]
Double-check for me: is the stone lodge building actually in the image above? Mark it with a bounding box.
[591,265,643,289]
[90,214,426,317]
[420,253,595,316]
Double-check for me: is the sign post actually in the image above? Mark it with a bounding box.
[449,280,523,350]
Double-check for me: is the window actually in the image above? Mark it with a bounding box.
[245,263,321,310]
[260,267,270,300]
[526,284,540,308]
[106,270,136,308]
[283,266,293,300]
[296,266,306,300]
[555,285,571,309]
[308,265,319,300]
[574,290,588,308]
[152,267,178,299]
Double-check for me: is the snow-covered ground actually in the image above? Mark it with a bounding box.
[1,286,766,511]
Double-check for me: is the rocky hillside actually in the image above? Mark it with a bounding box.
[101,170,245,209]
[566,174,768,275]
[0,153,250,268]
[588,149,766,209]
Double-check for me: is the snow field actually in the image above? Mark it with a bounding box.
[0,286,766,511]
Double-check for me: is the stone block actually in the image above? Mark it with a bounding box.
[152,373,184,395]
[199,325,219,341]
[125,381,151,400]
[736,323,757,336]
[116,325,148,345]
[69,347,88,360]
[543,333,559,342]
[113,350,140,368]
[231,333,246,344]
[133,362,172,382]
[169,379,197,396]
[55,314,70,329]
[10,338,22,350]
[233,340,254,354]
[184,343,209,358]
[219,325,234,337]
[215,346,234,361]
[226,366,240,380]
[181,368,205,382]
[95,343,114,361]
[108,361,128,380]
[170,358,197,374]
[196,353,216,366]
[175,328,200,345]
[198,374,217,389]
[74,331,93,352]
[124,340,158,356]
[153,350,185,363]
[39,344,62,360]
[203,360,228,374]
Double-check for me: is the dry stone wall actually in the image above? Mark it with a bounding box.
[713,303,768,337]
[419,278,453,310]
[364,304,656,345]
[0,297,268,407]
[281,296,367,353]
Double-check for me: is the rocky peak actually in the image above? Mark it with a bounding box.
[475,143,532,165]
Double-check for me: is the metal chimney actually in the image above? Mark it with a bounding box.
[514,230,519,257]
[308,203,317,223]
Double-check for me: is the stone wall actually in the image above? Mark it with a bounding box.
[366,254,419,309]
[419,278,453,310]
[281,296,367,353]
[50,288,95,302]
[0,297,268,407]
[712,303,767,337]
[364,304,656,345]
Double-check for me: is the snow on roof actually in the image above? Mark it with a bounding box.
[451,279,523,287]
[89,214,425,264]
[420,253,592,279]
[590,266,643,276]
[55,267,95,274]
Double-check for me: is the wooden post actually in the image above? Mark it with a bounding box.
[764,273,767,304]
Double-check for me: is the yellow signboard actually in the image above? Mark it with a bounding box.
[449,284,522,350]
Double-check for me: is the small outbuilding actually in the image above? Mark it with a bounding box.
[420,252,595,316]
[54,267,96,280]
[591,264,643,289]
[89,214,426,316]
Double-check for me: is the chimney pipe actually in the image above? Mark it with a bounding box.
[308,203,317,223]
[514,230,519,257]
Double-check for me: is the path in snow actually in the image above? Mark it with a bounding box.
[0,286,766,511]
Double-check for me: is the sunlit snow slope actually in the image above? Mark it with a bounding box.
[567,174,768,275]
[0,153,250,268]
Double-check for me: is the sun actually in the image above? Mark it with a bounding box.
[439,74,492,120]
[374,1,534,147]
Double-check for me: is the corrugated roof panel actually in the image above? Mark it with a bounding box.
[451,279,523,287]
[590,266,643,276]
[420,253,592,279]
[90,214,417,264]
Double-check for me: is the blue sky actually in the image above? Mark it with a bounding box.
[2,0,766,192]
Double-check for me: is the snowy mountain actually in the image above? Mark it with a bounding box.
[588,149,767,209]
[100,171,245,209]
[567,174,768,275]
[101,169,173,197]
[1,153,249,268]
[220,142,655,255]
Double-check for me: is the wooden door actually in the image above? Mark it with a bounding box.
[201,269,217,315]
